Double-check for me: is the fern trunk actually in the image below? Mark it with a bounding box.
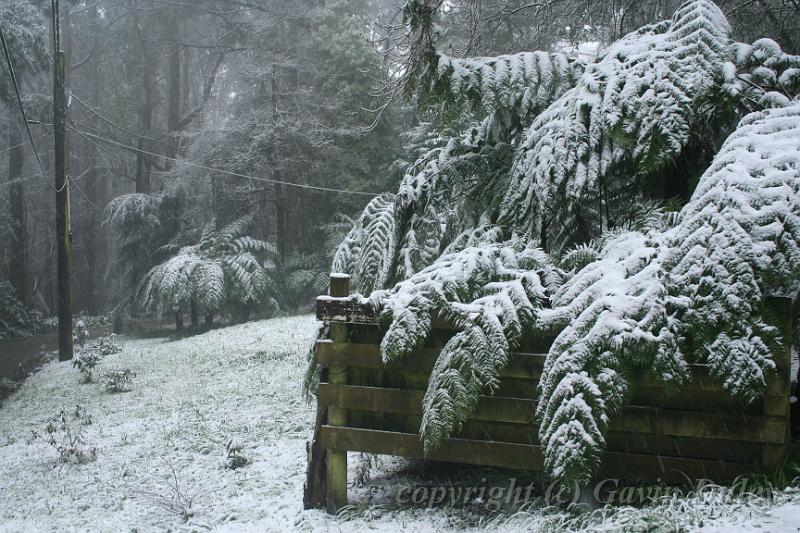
[190,300,199,329]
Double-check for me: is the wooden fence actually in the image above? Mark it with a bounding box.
[305,274,794,513]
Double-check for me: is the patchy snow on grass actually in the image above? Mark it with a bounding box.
[1,314,800,532]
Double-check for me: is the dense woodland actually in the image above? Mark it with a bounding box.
[1,0,409,331]
[3,0,799,332]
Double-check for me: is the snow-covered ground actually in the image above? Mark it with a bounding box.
[0,314,799,532]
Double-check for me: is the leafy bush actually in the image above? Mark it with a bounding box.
[102,368,136,393]
[0,281,41,339]
[72,335,122,383]
[73,320,89,348]
[30,405,96,464]
[94,334,122,356]
[72,351,104,383]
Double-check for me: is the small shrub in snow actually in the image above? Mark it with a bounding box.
[73,320,89,348]
[72,351,103,383]
[137,465,197,522]
[93,334,122,356]
[72,335,122,383]
[225,437,248,469]
[102,368,136,393]
[30,405,96,464]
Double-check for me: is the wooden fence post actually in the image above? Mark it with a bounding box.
[327,274,350,514]
[762,296,793,467]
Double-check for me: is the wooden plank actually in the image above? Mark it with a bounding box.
[319,426,760,483]
[612,406,785,445]
[345,365,764,413]
[345,409,764,464]
[316,341,545,380]
[318,384,787,444]
[320,425,543,471]
[315,341,788,399]
[318,383,537,425]
[316,296,377,324]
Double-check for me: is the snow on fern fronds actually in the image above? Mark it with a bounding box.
[373,237,551,452]
[138,215,276,314]
[500,0,732,248]
[662,102,800,397]
[425,51,585,131]
[393,122,517,279]
[726,39,800,105]
[672,102,800,295]
[103,193,163,236]
[139,245,225,312]
[537,230,686,486]
[331,193,397,294]
[535,102,800,486]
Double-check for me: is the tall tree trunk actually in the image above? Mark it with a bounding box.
[271,64,288,258]
[190,299,199,329]
[166,22,181,160]
[181,46,191,114]
[8,125,26,302]
[84,1,102,315]
[134,2,152,193]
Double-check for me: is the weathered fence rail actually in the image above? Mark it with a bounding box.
[305,274,794,513]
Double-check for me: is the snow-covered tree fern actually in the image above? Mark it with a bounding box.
[500,0,732,251]
[332,193,397,294]
[537,101,800,486]
[325,0,800,488]
[139,215,276,315]
[370,230,560,450]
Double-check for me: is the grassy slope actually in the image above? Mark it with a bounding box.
[0,315,799,532]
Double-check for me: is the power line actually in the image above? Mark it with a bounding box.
[0,22,51,187]
[68,89,156,141]
[71,126,383,198]
[0,133,49,156]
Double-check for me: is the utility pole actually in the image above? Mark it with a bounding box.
[54,47,73,361]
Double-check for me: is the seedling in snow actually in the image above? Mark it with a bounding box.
[225,437,249,469]
[30,405,96,464]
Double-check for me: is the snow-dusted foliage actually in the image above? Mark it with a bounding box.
[537,229,684,485]
[724,39,800,111]
[0,0,48,101]
[665,102,800,392]
[139,216,276,313]
[423,51,585,135]
[328,0,800,488]
[371,233,556,451]
[104,193,164,238]
[500,0,732,250]
[537,101,800,486]
[331,194,397,294]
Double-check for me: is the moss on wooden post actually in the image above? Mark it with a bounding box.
[327,273,350,514]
